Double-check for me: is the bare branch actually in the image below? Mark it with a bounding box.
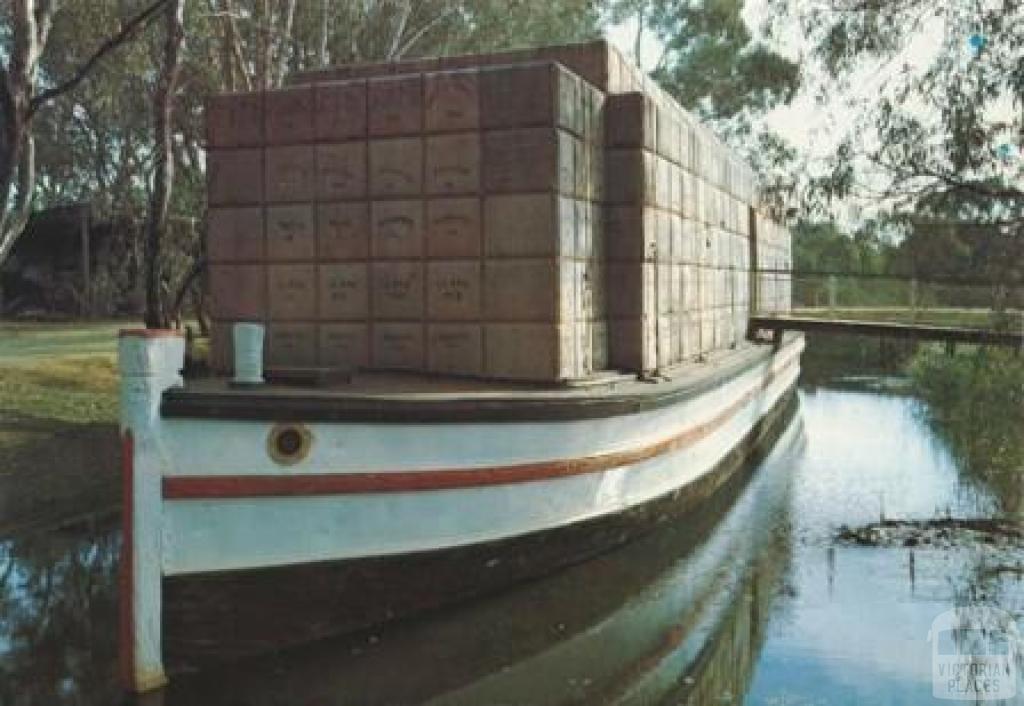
[634,4,644,69]
[387,0,414,60]
[169,256,207,324]
[394,6,457,60]
[29,0,170,116]
[258,0,270,88]
[145,0,185,328]
[319,0,330,66]
[274,0,298,84]
[224,0,253,91]
[33,0,55,54]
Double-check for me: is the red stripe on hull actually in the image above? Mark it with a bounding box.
[163,359,796,500]
[118,430,135,688]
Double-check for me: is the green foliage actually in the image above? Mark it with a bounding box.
[645,0,799,122]
[605,0,801,210]
[286,0,601,68]
[605,0,799,124]
[32,3,155,213]
[765,0,1024,224]
[793,211,1024,312]
[794,219,894,274]
[909,347,1024,515]
[792,218,908,307]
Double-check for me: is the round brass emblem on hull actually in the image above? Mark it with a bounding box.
[268,423,312,465]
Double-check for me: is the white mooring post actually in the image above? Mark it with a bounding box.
[118,329,185,693]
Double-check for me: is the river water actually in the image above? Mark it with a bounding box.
[2,366,1022,704]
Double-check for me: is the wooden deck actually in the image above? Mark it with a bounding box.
[162,337,805,423]
[751,315,1023,348]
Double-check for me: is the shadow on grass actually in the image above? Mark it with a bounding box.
[0,412,119,534]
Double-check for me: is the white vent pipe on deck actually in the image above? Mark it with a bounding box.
[233,322,265,385]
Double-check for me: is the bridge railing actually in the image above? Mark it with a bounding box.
[754,269,1024,334]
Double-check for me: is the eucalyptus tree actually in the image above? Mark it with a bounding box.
[6,0,603,319]
[613,0,799,124]
[764,0,1023,225]
[145,0,185,328]
[604,0,801,210]
[166,0,603,323]
[210,0,602,85]
[0,0,170,266]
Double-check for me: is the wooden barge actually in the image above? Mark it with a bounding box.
[118,331,802,690]
[119,39,801,692]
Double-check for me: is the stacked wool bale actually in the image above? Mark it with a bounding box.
[753,213,793,315]
[477,63,607,381]
[319,38,762,375]
[208,39,785,381]
[602,91,757,372]
[206,59,605,381]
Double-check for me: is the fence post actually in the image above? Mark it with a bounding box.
[827,275,837,314]
[80,203,92,318]
[910,277,918,322]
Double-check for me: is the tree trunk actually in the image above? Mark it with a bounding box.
[319,0,330,65]
[275,0,298,84]
[210,0,237,91]
[144,0,185,328]
[168,255,207,325]
[0,0,49,265]
[257,0,271,89]
[223,0,253,91]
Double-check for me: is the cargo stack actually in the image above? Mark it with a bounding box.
[478,63,606,380]
[207,39,790,382]
[753,213,792,315]
[602,91,757,372]
[602,91,665,372]
[206,59,606,381]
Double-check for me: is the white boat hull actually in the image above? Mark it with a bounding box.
[117,330,803,691]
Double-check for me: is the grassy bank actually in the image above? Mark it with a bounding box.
[0,322,125,532]
[909,346,1024,515]
[791,306,1021,330]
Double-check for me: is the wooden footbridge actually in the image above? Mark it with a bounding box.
[748,270,1024,350]
[751,314,1023,348]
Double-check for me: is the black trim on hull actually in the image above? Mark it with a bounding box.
[162,385,800,673]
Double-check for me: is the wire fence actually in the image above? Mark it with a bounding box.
[755,270,1024,335]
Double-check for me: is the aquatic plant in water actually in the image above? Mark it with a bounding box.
[909,347,1024,516]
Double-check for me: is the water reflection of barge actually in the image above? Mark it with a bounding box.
[118,331,802,691]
